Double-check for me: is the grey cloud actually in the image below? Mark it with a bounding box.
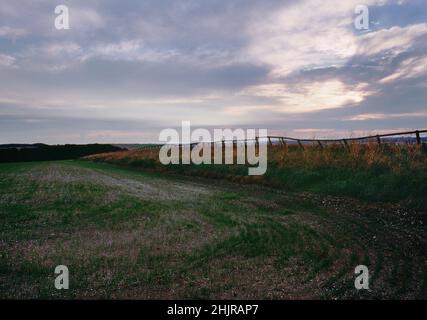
[0,0,427,143]
[0,56,270,99]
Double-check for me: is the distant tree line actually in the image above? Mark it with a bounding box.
[0,144,123,163]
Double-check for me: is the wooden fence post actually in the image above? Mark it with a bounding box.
[416,130,421,145]
[281,138,286,148]
[376,135,381,145]
[342,139,350,151]
[317,140,323,149]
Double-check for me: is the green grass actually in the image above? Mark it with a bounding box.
[1,160,426,299]
[87,144,427,210]
[159,160,427,209]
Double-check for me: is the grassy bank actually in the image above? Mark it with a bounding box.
[84,143,427,210]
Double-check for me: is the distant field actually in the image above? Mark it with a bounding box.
[1,160,427,299]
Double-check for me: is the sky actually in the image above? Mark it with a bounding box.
[0,0,427,144]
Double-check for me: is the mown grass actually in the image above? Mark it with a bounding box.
[1,160,426,299]
[0,177,164,239]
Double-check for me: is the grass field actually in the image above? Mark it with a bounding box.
[1,159,427,299]
[86,143,427,210]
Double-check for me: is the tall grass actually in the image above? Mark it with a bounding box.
[84,143,427,209]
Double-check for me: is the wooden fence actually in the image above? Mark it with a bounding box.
[140,129,427,150]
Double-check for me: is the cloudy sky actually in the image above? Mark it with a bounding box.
[0,0,426,143]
